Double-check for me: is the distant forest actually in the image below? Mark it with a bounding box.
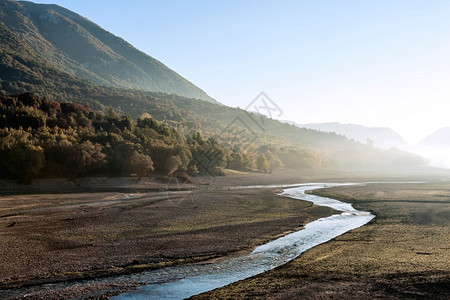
[0,93,427,184]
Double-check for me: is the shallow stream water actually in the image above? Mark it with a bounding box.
[113,183,375,299]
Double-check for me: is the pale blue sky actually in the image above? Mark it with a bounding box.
[33,0,450,143]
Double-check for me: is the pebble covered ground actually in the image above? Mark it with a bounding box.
[0,175,335,299]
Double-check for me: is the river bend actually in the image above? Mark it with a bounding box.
[114,183,375,299]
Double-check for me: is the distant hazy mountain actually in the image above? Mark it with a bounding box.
[0,0,216,103]
[419,127,450,146]
[284,121,409,149]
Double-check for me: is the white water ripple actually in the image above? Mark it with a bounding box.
[114,183,374,300]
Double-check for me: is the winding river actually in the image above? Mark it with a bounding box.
[113,183,375,299]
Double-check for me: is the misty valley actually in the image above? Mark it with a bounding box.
[0,0,449,299]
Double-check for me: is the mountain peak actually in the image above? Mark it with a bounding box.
[284,121,409,149]
[419,127,450,146]
[1,0,218,103]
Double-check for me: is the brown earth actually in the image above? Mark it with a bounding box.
[194,182,450,299]
[0,171,335,299]
[1,170,450,299]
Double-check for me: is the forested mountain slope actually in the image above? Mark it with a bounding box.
[0,0,216,103]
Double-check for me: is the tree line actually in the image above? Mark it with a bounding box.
[0,93,320,183]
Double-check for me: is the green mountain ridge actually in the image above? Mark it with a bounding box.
[0,3,354,151]
[0,0,217,103]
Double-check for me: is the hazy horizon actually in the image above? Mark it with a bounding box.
[33,0,450,144]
